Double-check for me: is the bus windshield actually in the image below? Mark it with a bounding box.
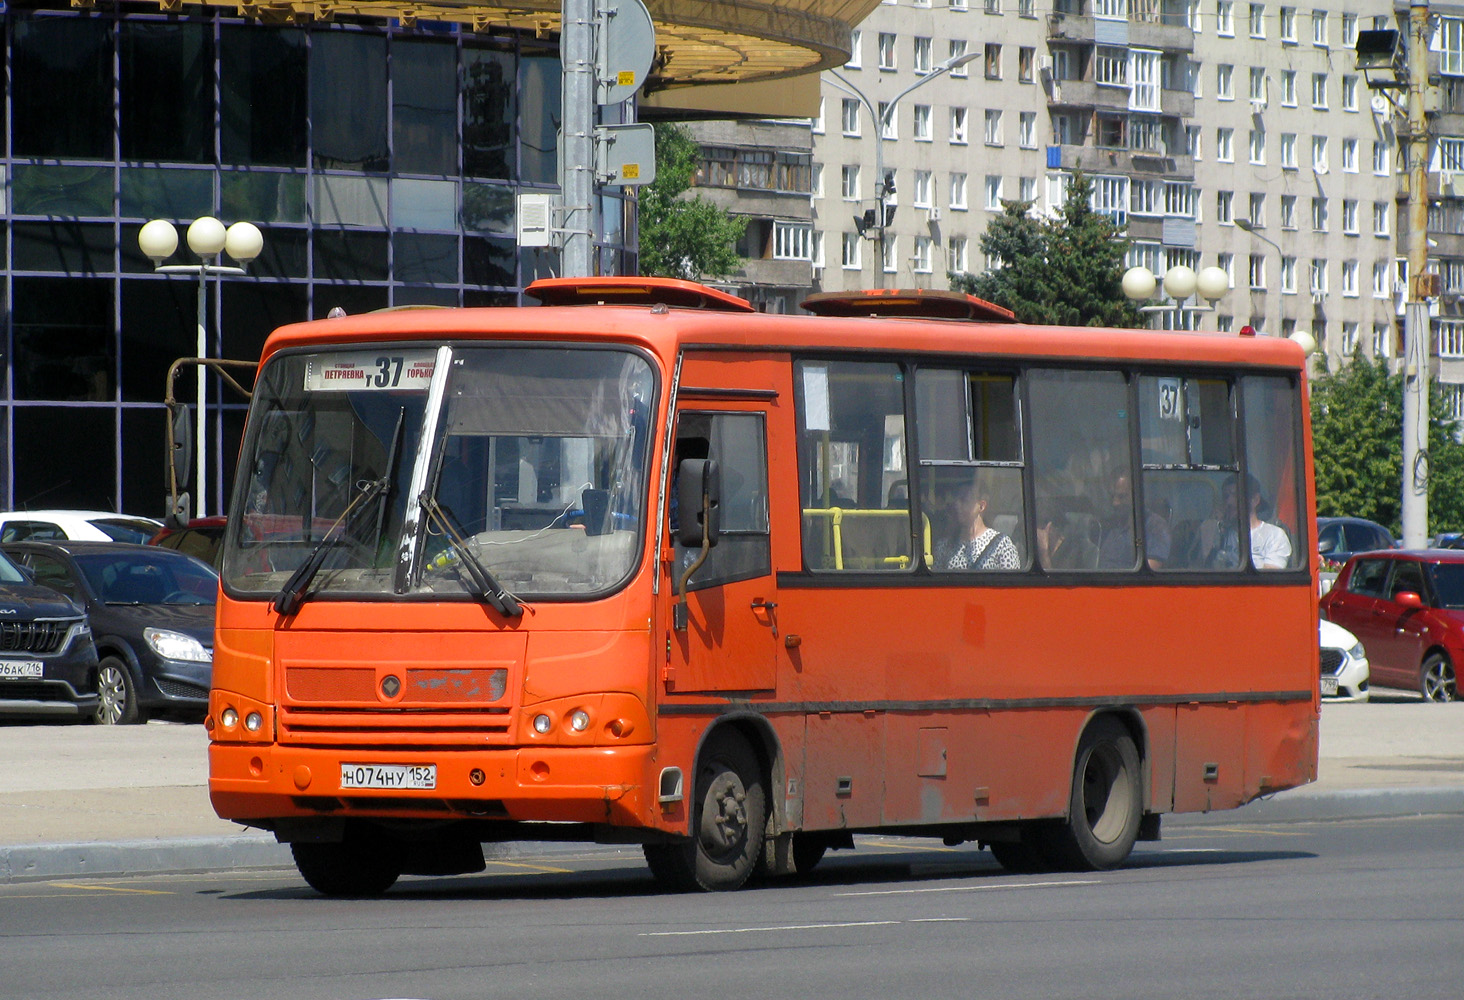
[222,345,655,602]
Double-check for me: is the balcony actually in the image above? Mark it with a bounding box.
[1047,143,1195,178]
[1046,12,1194,53]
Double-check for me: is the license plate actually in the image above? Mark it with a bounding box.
[0,660,44,680]
[1320,676,1339,697]
[340,763,436,790]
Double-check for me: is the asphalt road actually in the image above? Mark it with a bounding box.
[3,814,1460,1000]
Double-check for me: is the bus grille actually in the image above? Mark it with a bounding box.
[0,620,71,654]
[279,665,514,745]
[1319,648,1345,677]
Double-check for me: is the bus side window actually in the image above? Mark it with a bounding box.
[672,412,770,590]
[1242,375,1305,571]
[796,361,913,571]
[1028,368,1133,572]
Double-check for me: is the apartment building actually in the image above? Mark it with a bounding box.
[804,0,1399,371]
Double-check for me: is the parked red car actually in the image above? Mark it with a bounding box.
[1319,549,1464,702]
[148,516,227,569]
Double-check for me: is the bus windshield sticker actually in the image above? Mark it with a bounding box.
[1156,377,1183,421]
[803,365,831,431]
[305,352,437,392]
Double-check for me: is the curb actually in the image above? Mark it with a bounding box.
[5,787,1463,884]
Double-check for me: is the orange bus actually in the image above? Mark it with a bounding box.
[207,277,1318,895]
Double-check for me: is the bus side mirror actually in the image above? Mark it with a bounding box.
[676,458,720,549]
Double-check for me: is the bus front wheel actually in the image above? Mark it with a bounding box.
[291,829,403,897]
[1038,718,1142,871]
[644,730,766,892]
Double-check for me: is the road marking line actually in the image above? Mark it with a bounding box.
[483,860,575,874]
[861,840,960,853]
[642,920,899,937]
[47,882,172,895]
[1168,826,1310,837]
[910,917,972,923]
[834,879,1098,897]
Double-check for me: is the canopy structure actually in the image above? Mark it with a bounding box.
[132,0,877,91]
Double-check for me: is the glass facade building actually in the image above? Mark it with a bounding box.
[2,6,634,516]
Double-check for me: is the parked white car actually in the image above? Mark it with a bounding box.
[1319,618,1370,702]
[0,510,163,545]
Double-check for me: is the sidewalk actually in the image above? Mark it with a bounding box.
[3,699,1462,882]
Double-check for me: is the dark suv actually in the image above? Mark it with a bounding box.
[1317,516,1395,565]
[0,550,99,721]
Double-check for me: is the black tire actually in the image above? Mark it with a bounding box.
[1036,717,1143,871]
[94,657,142,725]
[643,729,766,892]
[1421,652,1457,703]
[291,831,403,897]
[987,833,1055,874]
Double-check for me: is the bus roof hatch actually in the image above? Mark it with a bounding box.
[525,276,756,313]
[800,288,1017,322]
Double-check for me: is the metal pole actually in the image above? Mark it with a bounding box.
[1401,0,1431,548]
[196,265,208,520]
[874,121,886,289]
[561,0,596,277]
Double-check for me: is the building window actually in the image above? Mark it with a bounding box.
[1093,175,1129,222]
[842,98,860,135]
[1342,322,1359,353]
[1312,135,1329,172]
[1311,259,1328,294]
[1019,0,1035,14]
[1312,197,1329,232]
[1249,128,1266,164]
[1250,66,1267,103]
[812,163,824,198]
[1250,3,1265,37]
[1130,49,1161,111]
[1249,254,1266,290]
[1281,133,1297,169]
[847,28,862,68]
[1217,63,1234,99]
[842,232,861,269]
[913,169,933,208]
[914,104,932,141]
[1280,6,1296,42]
[1217,189,1234,223]
[879,102,897,139]
[1343,13,1357,47]
[950,39,969,76]
[1342,259,1359,297]
[1282,257,1297,293]
[1434,137,1464,171]
[1374,201,1390,236]
[950,107,969,144]
[842,164,861,201]
[1166,181,1196,218]
[1281,194,1297,229]
[1094,0,1126,19]
[985,43,1002,79]
[1312,9,1328,47]
[913,236,932,273]
[878,32,896,70]
[950,236,969,274]
[1374,140,1391,175]
[1020,175,1037,202]
[951,172,968,209]
[1218,252,1234,287]
[883,236,897,275]
[1019,112,1037,148]
[1443,19,1464,77]
[1248,192,1265,226]
[1217,127,1234,162]
[773,222,813,260]
[1186,125,1202,159]
[1376,322,1394,357]
[1342,75,1358,111]
[985,175,1004,209]
[812,98,825,134]
[1441,319,1464,355]
[1019,46,1034,82]
[1132,179,1161,216]
[1217,0,1234,36]
[1096,47,1128,87]
[1312,73,1328,109]
[1342,199,1359,234]
[985,109,1003,145]
[914,36,932,73]
[1281,70,1297,106]
[984,0,1001,11]
[1343,138,1358,172]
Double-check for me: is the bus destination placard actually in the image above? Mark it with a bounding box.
[305,352,436,392]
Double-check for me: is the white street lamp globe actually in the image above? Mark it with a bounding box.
[1122,266,1157,302]
[1163,265,1197,301]
[1196,266,1230,303]
[138,219,179,264]
[224,222,264,265]
[186,216,228,257]
[1288,330,1318,355]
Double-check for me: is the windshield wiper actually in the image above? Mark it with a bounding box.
[273,409,406,616]
[419,495,523,617]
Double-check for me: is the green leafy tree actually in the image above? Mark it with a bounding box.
[1310,352,1464,534]
[636,123,746,281]
[952,171,1146,328]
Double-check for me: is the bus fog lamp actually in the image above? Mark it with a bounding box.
[245,712,263,732]
[570,710,590,732]
[533,714,552,734]
[221,707,239,728]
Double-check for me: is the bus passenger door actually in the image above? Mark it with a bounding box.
[664,407,778,693]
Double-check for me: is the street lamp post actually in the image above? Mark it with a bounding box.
[831,50,979,289]
[1121,264,1231,327]
[138,218,263,520]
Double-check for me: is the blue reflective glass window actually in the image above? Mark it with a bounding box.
[311,31,389,172]
[221,25,308,167]
[393,38,458,176]
[120,21,214,163]
[391,178,458,231]
[12,16,113,159]
[464,46,516,180]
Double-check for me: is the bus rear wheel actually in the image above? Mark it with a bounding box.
[291,828,403,897]
[1037,718,1142,871]
[644,730,766,892]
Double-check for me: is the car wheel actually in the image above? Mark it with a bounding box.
[1421,652,1457,703]
[291,830,403,897]
[94,657,143,725]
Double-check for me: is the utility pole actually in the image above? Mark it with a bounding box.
[560,0,596,277]
[1401,0,1433,549]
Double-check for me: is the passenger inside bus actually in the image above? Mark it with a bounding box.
[939,473,1020,572]
[1097,471,1170,570]
[1036,499,1099,570]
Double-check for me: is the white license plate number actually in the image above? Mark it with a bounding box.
[0,660,44,680]
[1320,676,1339,696]
[340,763,436,790]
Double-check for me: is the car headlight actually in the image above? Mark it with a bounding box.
[1347,642,1366,661]
[143,627,213,663]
